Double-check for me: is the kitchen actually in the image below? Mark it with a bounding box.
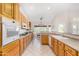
[0,3,79,56]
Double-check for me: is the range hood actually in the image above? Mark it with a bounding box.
[34,24,47,27]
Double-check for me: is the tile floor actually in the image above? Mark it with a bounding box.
[22,36,55,56]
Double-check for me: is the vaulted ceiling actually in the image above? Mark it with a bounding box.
[20,3,79,26]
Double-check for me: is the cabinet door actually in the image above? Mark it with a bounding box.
[19,39,24,55]
[65,51,72,56]
[78,52,79,56]
[2,3,14,18]
[65,45,77,56]
[23,37,27,49]
[0,22,2,56]
[2,40,19,56]
[3,46,19,56]
[53,39,58,56]
[29,21,31,29]
[41,34,48,45]
[19,13,22,25]
[13,4,19,22]
[58,41,65,56]
[51,37,54,49]
[0,4,2,15]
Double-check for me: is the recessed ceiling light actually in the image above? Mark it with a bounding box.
[48,7,50,10]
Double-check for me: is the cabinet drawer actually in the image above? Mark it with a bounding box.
[65,45,77,55]
[54,39,58,46]
[65,51,73,56]
[58,41,64,47]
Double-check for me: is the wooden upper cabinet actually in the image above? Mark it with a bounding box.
[0,4,2,15]
[21,14,24,27]
[2,3,14,18]
[29,21,31,29]
[18,12,23,25]
[13,4,19,22]
[21,14,28,29]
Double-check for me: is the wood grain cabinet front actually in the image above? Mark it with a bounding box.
[0,4,2,15]
[78,52,79,56]
[23,37,27,50]
[3,46,19,56]
[13,4,20,22]
[29,21,31,29]
[41,34,49,45]
[65,45,77,56]
[58,41,65,56]
[2,40,20,56]
[2,3,14,18]
[65,51,73,56]
[50,36,79,56]
[51,37,54,48]
[19,39,24,55]
[53,39,58,56]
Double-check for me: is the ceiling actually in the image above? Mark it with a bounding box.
[20,3,79,26]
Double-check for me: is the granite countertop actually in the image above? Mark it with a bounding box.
[20,33,32,39]
[51,35,79,51]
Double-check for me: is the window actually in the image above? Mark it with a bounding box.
[58,24,64,33]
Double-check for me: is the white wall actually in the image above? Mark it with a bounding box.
[52,12,79,34]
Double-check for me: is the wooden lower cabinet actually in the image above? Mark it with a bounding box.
[58,41,65,56]
[19,38,24,55]
[51,37,55,49]
[2,40,20,56]
[65,51,72,56]
[0,33,33,56]
[41,34,49,45]
[3,47,19,56]
[53,39,58,56]
[50,36,78,56]
[19,33,33,55]
[65,45,77,56]
[54,45,58,56]
[23,36,28,50]
[78,52,79,56]
[51,37,58,56]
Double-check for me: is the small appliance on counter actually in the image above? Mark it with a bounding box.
[19,28,28,36]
